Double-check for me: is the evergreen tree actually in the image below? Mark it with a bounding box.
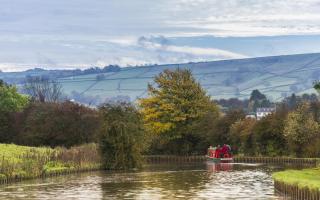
[248,89,272,112]
[313,81,320,96]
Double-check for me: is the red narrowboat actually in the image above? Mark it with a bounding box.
[206,145,233,163]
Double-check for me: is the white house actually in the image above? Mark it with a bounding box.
[245,112,256,119]
[256,107,275,120]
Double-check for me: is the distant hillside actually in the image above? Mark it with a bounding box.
[1,53,320,103]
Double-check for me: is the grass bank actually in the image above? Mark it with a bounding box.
[0,143,102,182]
[273,168,320,189]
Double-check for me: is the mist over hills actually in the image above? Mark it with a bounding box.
[1,53,319,104]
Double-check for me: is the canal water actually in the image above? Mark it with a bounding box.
[0,163,288,200]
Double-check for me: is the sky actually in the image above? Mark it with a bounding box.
[1,0,320,71]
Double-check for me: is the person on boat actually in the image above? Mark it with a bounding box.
[215,145,221,158]
[226,144,231,152]
[221,144,228,155]
[221,145,225,158]
[207,146,212,157]
[226,144,232,157]
[222,144,232,158]
[207,146,215,158]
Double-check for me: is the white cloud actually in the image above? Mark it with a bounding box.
[2,0,320,38]
[164,0,320,37]
[1,0,320,70]
[137,37,246,59]
[165,45,246,58]
[103,35,249,66]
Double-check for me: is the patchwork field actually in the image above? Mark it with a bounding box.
[57,53,320,101]
[1,53,320,102]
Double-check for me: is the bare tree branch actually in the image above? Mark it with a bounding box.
[23,76,63,103]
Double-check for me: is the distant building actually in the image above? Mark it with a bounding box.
[245,112,256,119]
[256,107,275,120]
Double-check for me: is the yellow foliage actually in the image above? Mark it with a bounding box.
[139,68,219,137]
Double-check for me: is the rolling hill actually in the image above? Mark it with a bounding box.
[57,53,320,102]
[1,53,320,103]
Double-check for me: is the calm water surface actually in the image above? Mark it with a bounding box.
[0,163,287,200]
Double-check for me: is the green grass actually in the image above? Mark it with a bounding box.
[55,53,320,101]
[0,143,101,181]
[273,168,320,189]
[1,53,319,101]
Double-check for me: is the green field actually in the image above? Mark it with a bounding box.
[273,168,320,189]
[57,53,320,102]
[0,143,101,181]
[1,53,320,102]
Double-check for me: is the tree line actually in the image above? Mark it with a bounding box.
[139,69,320,157]
[1,68,320,170]
[0,79,145,170]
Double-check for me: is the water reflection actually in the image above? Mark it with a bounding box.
[206,162,233,172]
[0,163,283,200]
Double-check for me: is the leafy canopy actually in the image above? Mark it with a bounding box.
[230,118,256,155]
[284,103,320,157]
[0,80,29,112]
[99,103,146,170]
[139,68,219,137]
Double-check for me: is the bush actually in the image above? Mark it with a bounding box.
[99,103,147,170]
[284,103,320,157]
[16,101,101,147]
[230,118,256,155]
[253,111,288,156]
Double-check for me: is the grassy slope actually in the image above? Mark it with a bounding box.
[273,168,320,189]
[0,143,101,180]
[57,53,320,101]
[1,53,320,101]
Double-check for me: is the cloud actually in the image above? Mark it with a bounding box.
[92,36,247,68]
[165,45,245,58]
[2,0,320,38]
[164,0,320,37]
[1,0,320,70]
[137,36,246,59]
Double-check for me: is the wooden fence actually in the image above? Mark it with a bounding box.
[145,155,320,167]
[144,155,206,163]
[274,180,320,200]
[234,156,319,167]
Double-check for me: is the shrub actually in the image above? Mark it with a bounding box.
[16,101,101,147]
[99,103,147,170]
